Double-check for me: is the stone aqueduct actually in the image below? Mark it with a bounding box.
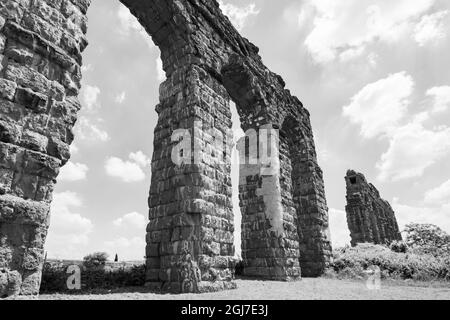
[0,0,332,295]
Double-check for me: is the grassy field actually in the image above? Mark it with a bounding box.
[24,278,450,300]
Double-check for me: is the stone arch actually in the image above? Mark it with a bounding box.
[0,0,332,296]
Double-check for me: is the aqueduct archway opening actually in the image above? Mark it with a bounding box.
[0,0,332,295]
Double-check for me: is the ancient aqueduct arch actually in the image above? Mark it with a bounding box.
[0,0,332,295]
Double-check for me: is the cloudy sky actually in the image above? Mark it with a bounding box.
[45,0,450,260]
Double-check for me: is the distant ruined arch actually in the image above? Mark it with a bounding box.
[0,0,332,295]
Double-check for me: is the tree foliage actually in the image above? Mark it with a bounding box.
[83,252,109,269]
[404,223,450,256]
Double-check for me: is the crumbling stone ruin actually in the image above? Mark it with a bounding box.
[345,170,402,247]
[0,0,332,295]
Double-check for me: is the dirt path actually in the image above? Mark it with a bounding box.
[32,278,450,300]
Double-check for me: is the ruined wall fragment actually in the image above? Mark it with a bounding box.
[345,170,402,246]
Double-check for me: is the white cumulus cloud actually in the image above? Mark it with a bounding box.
[376,115,450,181]
[113,212,147,229]
[304,0,435,64]
[219,0,260,31]
[105,157,145,183]
[117,6,154,50]
[129,151,151,168]
[70,144,79,155]
[426,86,450,113]
[414,10,449,47]
[81,64,93,73]
[115,91,126,104]
[105,151,150,183]
[343,72,414,139]
[59,161,89,182]
[81,85,101,112]
[425,179,450,204]
[393,198,450,234]
[344,73,450,182]
[74,117,110,143]
[46,192,94,259]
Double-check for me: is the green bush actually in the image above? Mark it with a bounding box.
[329,243,450,282]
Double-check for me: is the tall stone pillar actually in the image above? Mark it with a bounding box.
[146,64,237,293]
[0,0,90,296]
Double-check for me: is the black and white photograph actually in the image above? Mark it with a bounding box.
[1,0,450,308]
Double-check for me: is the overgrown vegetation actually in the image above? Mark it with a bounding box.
[83,252,109,269]
[327,224,450,282]
[404,223,450,257]
[40,253,145,294]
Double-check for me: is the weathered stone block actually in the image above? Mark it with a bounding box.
[22,248,44,271]
[5,63,50,95]
[31,0,63,26]
[0,1,26,23]
[15,87,48,113]
[22,13,63,43]
[0,269,21,297]
[34,177,54,202]
[0,34,6,52]
[146,244,159,257]
[4,47,34,66]
[0,119,21,144]
[44,0,63,10]
[20,130,48,153]
[11,172,40,200]
[47,136,70,164]
[22,149,61,179]
[0,79,17,101]
[19,270,41,295]
[0,195,49,226]
[0,16,6,31]
[0,168,13,195]
[0,142,19,168]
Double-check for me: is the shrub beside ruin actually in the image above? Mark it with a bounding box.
[327,223,450,282]
[328,243,450,282]
[40,257,145,293]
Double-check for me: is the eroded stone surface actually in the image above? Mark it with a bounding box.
[0,269,21,297]
[0,0,332,295]
[345,170,402,246]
